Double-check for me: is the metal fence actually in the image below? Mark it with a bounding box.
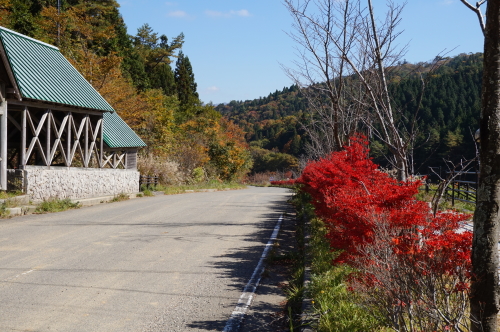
[446,171,478,206]
[419,169,478,206]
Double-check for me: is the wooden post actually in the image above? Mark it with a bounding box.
[20,107,26,168]
[0,83,6,190]
[46,110,51,166]
[66,112,71,167]
[99,115,103,168]
[84,114,88,167]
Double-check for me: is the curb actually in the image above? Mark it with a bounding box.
[2,187,241,218]
[185,188,218,193]
[3,192,142,217]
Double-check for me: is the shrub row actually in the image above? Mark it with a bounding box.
[282,136,473,331]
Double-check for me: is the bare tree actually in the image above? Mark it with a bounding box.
[283,0,428,181]
[283,0,366,159]
[461,1,500,331]
[461,0,486,35]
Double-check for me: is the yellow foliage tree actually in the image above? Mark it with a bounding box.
[0,0,11,27]
[139,89,177,155]
[33,2,251,182]
[176,115,251,181]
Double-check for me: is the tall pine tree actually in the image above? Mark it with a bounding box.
[150,63,176,96]
[174,51,199,108]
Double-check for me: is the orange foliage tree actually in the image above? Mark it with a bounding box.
[34,2,251,182]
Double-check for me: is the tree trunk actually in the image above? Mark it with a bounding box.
[470,2,500,331]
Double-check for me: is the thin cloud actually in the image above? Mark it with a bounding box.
[168,10,188,18]
[205,9,251,18]
[165,1,177,6]
[232,9,250,17]
[206,86,220,93]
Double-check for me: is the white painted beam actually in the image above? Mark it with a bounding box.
[0,83,7,190]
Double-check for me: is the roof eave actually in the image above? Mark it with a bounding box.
[8,98,114,114]
[0,38,21,101]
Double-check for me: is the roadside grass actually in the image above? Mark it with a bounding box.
[0,191,25,215]
[416,185,436,202]
[110,193,129,202]
[1,198,22,208]
[263,205,306,330]
[141,187,154,196]
[147,181,246,195]
[307,217,388,332]
[276,190,308,330]
[439,199,476,213]
[417,184,476,213]
[35,198,80,213]
[0,190,23,199]
[0,202,9,218]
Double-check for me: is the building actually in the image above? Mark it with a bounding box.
[0,26,146,201]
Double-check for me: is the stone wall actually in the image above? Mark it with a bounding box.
[8,166,139,202]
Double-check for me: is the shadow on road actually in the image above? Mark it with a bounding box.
[186,197,296,331]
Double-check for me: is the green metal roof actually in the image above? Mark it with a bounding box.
[0,26,114,112]
[103,112,146,148]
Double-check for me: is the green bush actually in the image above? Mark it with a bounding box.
[191,167,205,183]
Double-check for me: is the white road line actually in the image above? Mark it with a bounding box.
[2,269,35,282]
[222,214,284,332]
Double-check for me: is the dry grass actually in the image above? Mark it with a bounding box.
[137,154,184,185]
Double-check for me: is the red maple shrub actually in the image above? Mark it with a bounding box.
[297,136,473,330]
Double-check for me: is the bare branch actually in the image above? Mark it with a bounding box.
[460,0,486,35]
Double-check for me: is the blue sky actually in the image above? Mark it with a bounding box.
[116,0,485,105]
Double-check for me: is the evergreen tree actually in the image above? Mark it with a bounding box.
[174,51,199,108]
[122,52,150,90]
[8,0,42,36]
[133,24,183,71]
[150,63,176,96]
[130,24,183,91]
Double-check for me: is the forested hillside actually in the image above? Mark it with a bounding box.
[217,53,483,175]
[0,1,483,178]
[0,0,252,183]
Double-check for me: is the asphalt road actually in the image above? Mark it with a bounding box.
[0,186,293,332]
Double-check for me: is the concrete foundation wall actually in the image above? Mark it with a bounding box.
[8,166,139,202]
